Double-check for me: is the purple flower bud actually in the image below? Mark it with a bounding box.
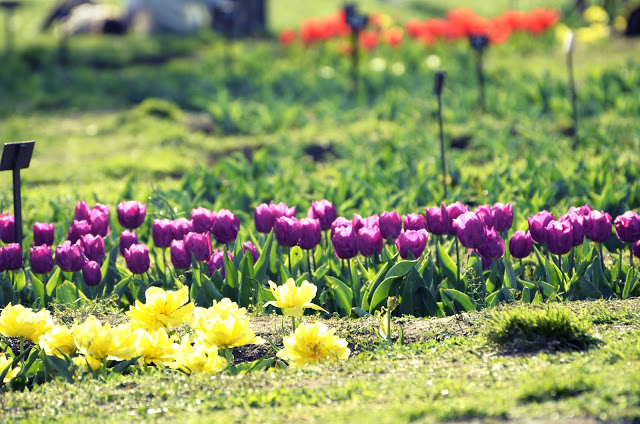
[184,232,212,262]
[30,245,54,274]
[528,210,555,244]
[2,244,23,271]
[559,212,585,247]
[170,240,190,270]
[584,210,612,243]
[117,201,146,230]
[453,212,486,249]
[211,209,240,245]
[254,203,276,233]
[425,206,446,236]
[442,202,469,236]
[172,218,193,241]
[119,230,138,256]
[332,225,359,259]
[0,215,15,243]
[298,218,321,250]
[545,220,573,256]
[403,213,426,231]
[271,201,296,219]
[242,242,259,264]
[56,241,84,272]
[331,217,352,236]
[308,200,337,231]
[80,234,105,263]
[475,205,494,229]
[66,220,91,244]
[89,209,110,238]
[152,219,175,248]
[33,222,55,246]
[124,244,150,274]
[379,211,402,240]
[275,216,301,247]
[74,201,91,221]
[191,208,215,234]
[82,261,102,286]
[509,231,533,259]
[207,249,232,278]
[395,230,428,259]
[358,227,383,257]
[478,228,505,260]
[363,215,380,229]
[614,211,640,244]
[492,202,513,232]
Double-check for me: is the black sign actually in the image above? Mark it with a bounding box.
[469,35,489,52]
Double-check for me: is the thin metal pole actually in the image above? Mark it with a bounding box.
[435,71,447,198]
[476,51,486,112]
[567,46,579,148]
[12,166,21,248]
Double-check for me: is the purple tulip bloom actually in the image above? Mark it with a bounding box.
[117,201,146,230]
[568,204,593,217]
[89,209,110,238]
[30,245,54,274]
[363,215,380,229]
[33,222,55,246]
[170,240,191,270]
[478,228,505,260]
[56,241,84,272]
[379,211,402,240]
[272,201,296,219]
[442,202,468,236]
[425,206,446,236]
[82,261,102,286]
[211,209,240,245]
[453,212,486,249]
[66,220,91,244]
[1,244,22,271]
[242,242,259,264]
[470,248,494,270]
[207,249,232,278]
[584,210,612,243]
[358,227,383,257]
[475,205,494,229]
[184,232,212,262]
[559,212,585,247]
[80,234,105,263]
[191,208,215,234]
[308,200,337,231]
[331,217,352,236]
[298,218,321,250]
[332,225,359,259]
[352,214,365,233]
[74,201,91,221]
[545,220,573,255]
[395,230,428,259]
[509,231,533,259]
[152,219,175,248]
[275,216,301,248]
[119,230,138,256]
[492,202,513,232]
[172,218,193,241]
[633,240,640,259]
[124,244,150,275]
[255,203,277,233]
[403,213,426,231]
[0,215,15,243]
[528,210,555,244]
[614,211,640,244]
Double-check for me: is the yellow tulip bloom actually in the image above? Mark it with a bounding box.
[264,279,326,318]
[170,335,227,375]
[135,328,175,367]
[583,5,608,24]
[0,355,21,383]
[40,324,76,357]
[73,317,138,365]
[277,322,350,367]
[126,286,195,331]
[0,303,54,343]
[192,298,264,349]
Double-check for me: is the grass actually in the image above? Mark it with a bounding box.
[2,298,640,423]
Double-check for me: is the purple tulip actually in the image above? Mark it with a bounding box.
[191,208,215,234]
[117,201,146,230]
[358,227,383,257]
[559,212,585,247]
[93,203,110,218]
[509,231,533,259]
[395,230,428,259]
[478,228,505,260]
[545,220,573,255]
[352,214,365,233]
[172,218,193,241]
[0,251,4,272]
[170,240,191,270]
[363,215,380,229]
[614,211,640,244]
[80,234,105,263]
[332,225,359,259]
[74,201,91,221]
[211,209,240,245]
[298,218,321,250]
[475,205,494,229]
[124,244,150,275]
[528,210,555,244]
[425,206,446,236]
[184,232,212,262]
[584,210,612,243]
[89,209,110,238]
[119,230,138,256]
[379,211,402,240]
[492,202,513,232]
[66,220,92,244]
[30,245,54,274]
[152,219,175,248]
[0,215,15,243]
[56,241,84,272]
[453,212,486,249]
[255,203,277,234]
[272,201,296,219]
[470,248,494,270]
[242,242,259,264]
[207,249,232,278]
[33,222,55,246]
[569,204,593,217]
[331,217,352,236]
[275,216,301,247]
[442,202,468,236]
[82,261,102,286]
[633,240,640,259]
[2,244,23,271]
[308,200,337,231]
[403,213,426,231]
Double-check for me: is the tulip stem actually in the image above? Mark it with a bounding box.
[348,259,358,306]
[630,243,634,269]
[162,248,168,288]
[598,243,605,271]
[519,258,523,278]
[435,236,441,272]
[558,255,565,291]
[306,250,313,284]
[569,247,575,279]
[223,348,234,372]
[291,316,296,332]
[455,237,461,284]
[287,248,293,276]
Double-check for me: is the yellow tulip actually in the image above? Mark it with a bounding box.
[277,322,350,367]
[170,335,227,375]
[264,279,326,318]
[73,317,138,365]
[583,6,608,24]
[39,324,76,357]
[126,286,195,331]
[0,303,54,343]
[135,328,176,367]
[0,354,21,383]
[192,298,264,349]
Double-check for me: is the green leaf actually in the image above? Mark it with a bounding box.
[13,269,26,292]
[254,231,274,280]
[325,276,353,316]
[44,354,74,382]
[30,272,44,303]
[385,259,419,281]
[621,268,635,299]
[46,268,62,297]
[437,243,460,290]
[231,357,276,376]
[418,286,444,317]
[110,356,142,374]
[56,281,85,306]
[362,262,390,311]
[441,289,477,313]
[369,276,402,314]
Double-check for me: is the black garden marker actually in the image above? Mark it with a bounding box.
[344,3,368,95]
[469,34,489,111]
[434,71,447,198]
